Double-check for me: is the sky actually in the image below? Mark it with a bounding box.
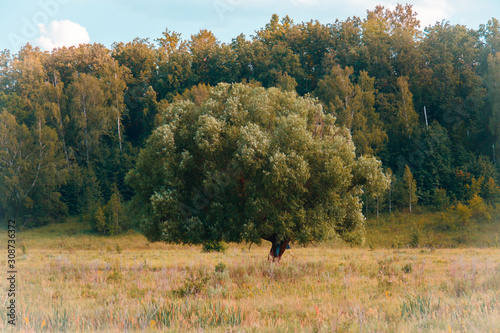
[1,0,499,53]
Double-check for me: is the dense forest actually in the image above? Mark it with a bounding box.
[1,4,499,231]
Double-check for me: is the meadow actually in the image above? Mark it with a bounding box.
[1,216,499,332]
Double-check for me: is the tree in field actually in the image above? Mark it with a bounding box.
[126,83,390,260]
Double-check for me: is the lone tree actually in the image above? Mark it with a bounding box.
[126,83,390,260]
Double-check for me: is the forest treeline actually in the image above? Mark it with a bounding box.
[1,4,500,229]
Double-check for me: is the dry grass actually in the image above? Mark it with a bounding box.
[2,220,499,332]
[365,210,500,249]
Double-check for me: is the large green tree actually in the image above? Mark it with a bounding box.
[126,83,389,260]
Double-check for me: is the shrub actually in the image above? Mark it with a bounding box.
[402,262,413,274]
[409,227,421,248]
[436,211,454,231]
[446,202,472,227]
[392,236,401,249]
[467,195,491,222]
[432,188,450,211]
[176,269,209,297]
[202,241,227,253]
[215,262,226,273]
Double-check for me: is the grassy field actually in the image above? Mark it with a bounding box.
[1,217,500,332]
[365,210,500,249]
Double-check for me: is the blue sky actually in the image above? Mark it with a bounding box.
[1,0,500,53]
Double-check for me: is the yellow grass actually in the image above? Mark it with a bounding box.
[2,220,500,332]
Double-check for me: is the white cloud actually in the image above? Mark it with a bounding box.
[412,0,455,28]
[35,20,90,51]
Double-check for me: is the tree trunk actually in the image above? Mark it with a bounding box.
[115,72,123,153]
[117,114,122,152]
[389,185,392,213]
[263,234,291,262]
[82,97,90,167]
[409,181,412,213]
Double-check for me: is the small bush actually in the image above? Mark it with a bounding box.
[392,236,401,249]
[176,270,209,297]
[453,202,472,225]
[436,211,454,231]
[440,202,472,229]
[402,263,413,274]
[468,195,491,222]
[432,188,450,211]
[409,226,421,248]
[202,241,227,253]
[215,262,226,273]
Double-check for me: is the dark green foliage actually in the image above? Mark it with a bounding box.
[432,188,451,211]
[127,83,389,247]
[409,123,454,203]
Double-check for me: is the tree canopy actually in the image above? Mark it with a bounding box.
[126,83,389,258]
